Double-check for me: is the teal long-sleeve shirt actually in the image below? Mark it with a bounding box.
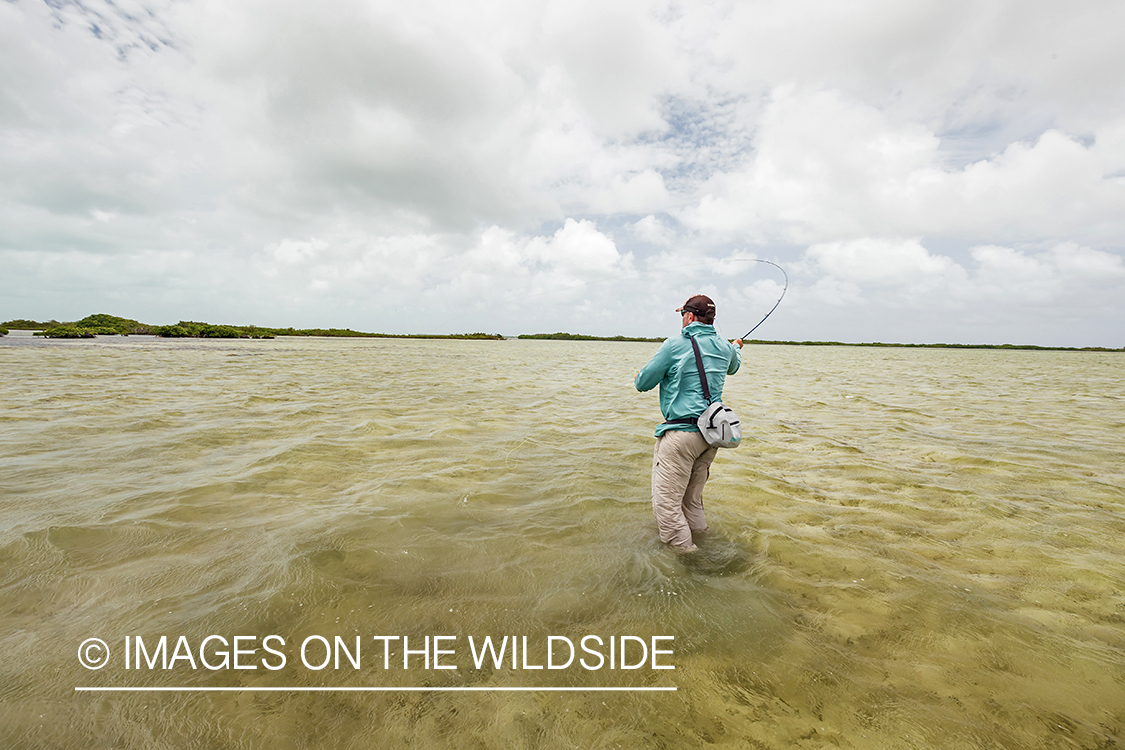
[635,322,741,437]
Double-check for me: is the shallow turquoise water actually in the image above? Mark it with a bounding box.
[1,335,1123,748]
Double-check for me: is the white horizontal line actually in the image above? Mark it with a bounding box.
[75,686,675,693]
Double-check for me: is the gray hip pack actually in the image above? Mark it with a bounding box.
[664,337,742,449]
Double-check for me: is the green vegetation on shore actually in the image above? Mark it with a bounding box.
[3,315,1119,350]
[21,314,154,339]
[155,321,275,339]
[2,314,502,340]
[1,318,56,330]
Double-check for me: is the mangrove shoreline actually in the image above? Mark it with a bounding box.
[2,314,1121,351]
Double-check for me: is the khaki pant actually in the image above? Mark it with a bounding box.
[651,430,717,551]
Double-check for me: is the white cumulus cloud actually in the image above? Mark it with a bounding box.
[2,0,1124,345]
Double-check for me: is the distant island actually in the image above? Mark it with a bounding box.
[1,314,1120,351]
[0,314,502,340]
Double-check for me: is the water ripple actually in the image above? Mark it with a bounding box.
[1,339,1123,747]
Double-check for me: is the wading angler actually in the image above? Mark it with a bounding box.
[635,295,743,553]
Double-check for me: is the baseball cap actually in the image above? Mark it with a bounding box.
[677,294,715,316]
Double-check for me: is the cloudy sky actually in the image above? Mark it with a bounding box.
[2,0,1124,345]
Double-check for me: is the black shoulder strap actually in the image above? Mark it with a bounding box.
[689,336,713,404]
[663,337,715,426]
